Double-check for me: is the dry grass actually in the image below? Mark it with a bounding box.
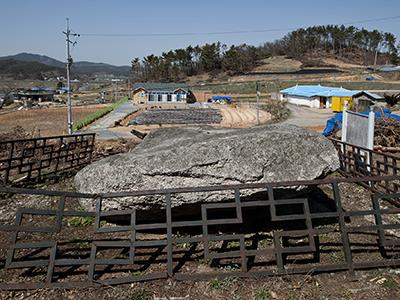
[254,55,302,72]
[0,105,106,136]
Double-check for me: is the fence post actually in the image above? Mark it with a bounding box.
[367,107,375,151]
[341,101,348,144]
[366,107,375,182]
[340,101,348,172]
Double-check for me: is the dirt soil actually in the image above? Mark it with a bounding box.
[253,56,303,72]
[0,125,33,140]
[1,271,399,300]
[0,105,106,137]
[305,125,326,134]
[113,105,272,137]
[93,138,140,160]
[0,171,400,299]
[217,105,271,128]
[321,58,367,70]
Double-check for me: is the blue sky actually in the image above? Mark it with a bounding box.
[1,0,400,65]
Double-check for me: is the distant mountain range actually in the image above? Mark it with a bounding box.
[0,53,131,77]
[0,59,62,80]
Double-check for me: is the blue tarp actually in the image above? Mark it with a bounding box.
[30,86,54,92]
[212,95,232,101]
[322,112,343,136]
[323,108,400,136]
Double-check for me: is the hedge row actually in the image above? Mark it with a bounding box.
[73,96,128,131]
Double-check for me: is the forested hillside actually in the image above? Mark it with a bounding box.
[131,25,399,82]
[0,53,131,77]
[0,59,63,79]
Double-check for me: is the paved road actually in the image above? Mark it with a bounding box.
[86,101,139,139]
[283,104,332,128]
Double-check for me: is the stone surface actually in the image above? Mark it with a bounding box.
[75,124,340,211]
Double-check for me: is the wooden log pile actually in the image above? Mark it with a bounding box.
[374,118,400,148]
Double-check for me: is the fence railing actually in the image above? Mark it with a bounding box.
[0,133,95,184]
[330,138,400,196]
[0,175,399,290]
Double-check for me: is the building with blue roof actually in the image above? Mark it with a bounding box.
[14,86,55,102]
[132,82,191,104]
[279,85,384,112]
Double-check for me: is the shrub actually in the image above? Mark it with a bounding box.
[129,289,151,300]
[73,96,128,131]
[186,97,197,104]
[384,93,400,107]
[260,100,290,122]
[210,278,224,289]
[255,288,272,300]
[65,207,94,226]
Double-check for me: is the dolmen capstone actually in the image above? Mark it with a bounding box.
[75,124,340,211]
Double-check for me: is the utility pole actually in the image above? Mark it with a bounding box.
[256,81,260,125]
[63,18,79,134]
[374,48,379,71]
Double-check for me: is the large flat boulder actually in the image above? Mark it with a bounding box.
[75,124,339,211]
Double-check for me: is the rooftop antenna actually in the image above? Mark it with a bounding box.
[62,18,80,134]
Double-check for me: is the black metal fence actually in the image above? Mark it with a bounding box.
[330,138,400,195]
[0,175,399,290]
[0,133,95,184]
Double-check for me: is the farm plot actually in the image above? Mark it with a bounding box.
[218,105,271,127]
[0,105,106,136]
[129,108,222,125]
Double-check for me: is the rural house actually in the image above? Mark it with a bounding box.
[279,85,356,112]
[280,85,385,112]
[14,86,55,102]
[351,91,385,111]
[132,83,193,104]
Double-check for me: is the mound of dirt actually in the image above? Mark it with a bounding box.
[0,126,32,141]
[254,56,302,72]
[93,139,140,161]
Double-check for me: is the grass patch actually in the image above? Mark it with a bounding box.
[209,277,239,289]
[129,289,151,300]
[67,215,94,227]
[255,288,272,300]
[342,289,353,299]
[66,207,94,227]
[210,278,224,289]
[382,276,399,289]
[130,270,144,276]
[73,96,128,131]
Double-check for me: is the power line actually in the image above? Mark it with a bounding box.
[78,15,400,38]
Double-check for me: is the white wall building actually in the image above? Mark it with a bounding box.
[280,85,356,110]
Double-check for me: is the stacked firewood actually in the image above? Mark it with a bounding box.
[374,118,400,148]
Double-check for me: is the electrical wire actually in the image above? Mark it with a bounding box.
[78,15,400,37]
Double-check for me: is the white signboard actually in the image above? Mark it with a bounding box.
[342,104,375,150]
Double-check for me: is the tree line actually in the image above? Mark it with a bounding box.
[131,25,399,82]
[264,25,398,64]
